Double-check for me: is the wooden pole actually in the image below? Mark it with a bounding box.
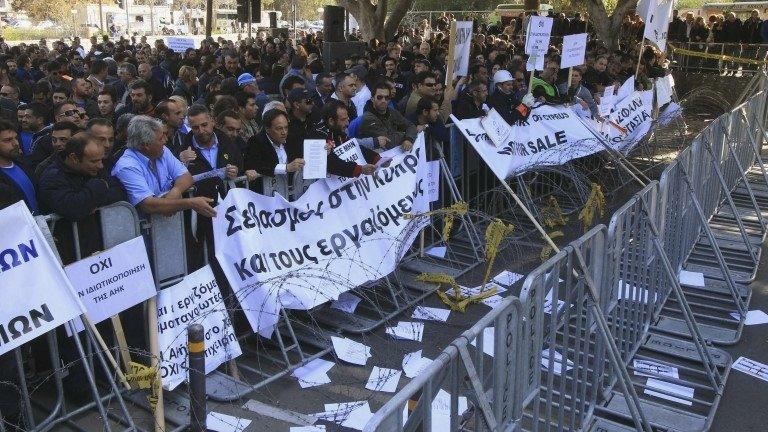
[499,180,560,253]
[147,297,166,432]
[82,315,131,390]
[566,67,573,91]
[444,21,458,87]
[635,39,645,77]
[110,315,132,374]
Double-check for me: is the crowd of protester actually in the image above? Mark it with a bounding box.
[8,5,762,428]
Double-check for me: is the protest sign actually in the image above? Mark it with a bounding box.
[325,139,367,189]
[655,74,674,106]
[213,136,431,337]
[303,140,328,180]
[643,0,674,52]
[561,33,588,69]
[450,21,473,77]
[0,202,84,355]
[156,265,242,390]
[525,16,553,71]
[589,90,654,153]
[451,104,605,179]
[426,161,440,203]
[480,108,512,147]
[166,37,196,53]
[64,237,156,332]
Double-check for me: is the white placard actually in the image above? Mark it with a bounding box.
[303,139,328,180]
[451,21,473,77]
[732,356,768,383]
[426,160,440,203]
[64,237,156,332]
[481,108,512,147]
[655,74,674,106]
[156,265,242,390]
[166,37,196,53]
[643,0,675,52]
[325,138,367,188]
[0,202,84,355]
[525,16,554,56]
[561,33,588,69]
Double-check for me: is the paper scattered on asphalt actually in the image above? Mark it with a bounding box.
[732,356,768,383]
[470,327,495,357]
[331,292,361,314]
[206,412,252,432]
[544,289,566,315]
[644,378,694,406]
[412,306,450,322]
[385,321,424,341]
[679,270,705,288]
[460,282,506,297]
[430,389,468,432]
[633,359,679,379]
[730,310,768,325]
[402,349,434,378]
[365,367,402,393]
[493,270,525,286]
[617,280,657,303]
[291,358,335,388]
[425,246,447,258]
[481,295,505,309]
[315,401,373,431]
[331,336,371,366]
[290,426,325,432]
[540,349,573,376]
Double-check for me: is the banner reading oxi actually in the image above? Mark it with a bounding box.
[213,136,431,337]
[0,202,84,355]
[451,105,605,179]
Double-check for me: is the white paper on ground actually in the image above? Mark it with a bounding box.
[492,270,525,286]
[206,412,252,432]
[291,358,335,388]
[460,282,507,297]
[470,327,495,357]
[365,367,402,393]
[541,349,574,375]
[617,279,657,303]
[331,336,371,366]
[412,306,450,321]
[425,246,447,258]
[385,321,424,341]
[679,270,705,288]
[291,426,326,432]
[732,356,768,383]
[633,359,679,379]
[729,310,768,325]
[317,401,373,431]
[430,389,468,432]
[480,295,505,309]
[544,288,566,315]
[644,378,694,406]
[330,292,362,314]
[402,349,434,378]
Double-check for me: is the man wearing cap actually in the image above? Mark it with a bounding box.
[488,69,534,124]
[238,73,269,108]
[286,88,317,156]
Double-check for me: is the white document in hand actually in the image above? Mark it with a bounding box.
[303,139,328,179]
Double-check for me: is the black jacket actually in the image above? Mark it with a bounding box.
[0,158,35,211]
[669,18,687,42]
[487,90,525,125]
[37,157,126,264]
[307,122,380,178]
[245,130,301,177]
[182,132,243,200]
[453,90,486,120]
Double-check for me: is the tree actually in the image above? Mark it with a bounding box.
[585,0,637,50]
[11,0,86,22]
[338,0,416,42]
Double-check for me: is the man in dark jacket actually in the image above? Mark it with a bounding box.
[668,10,688,42]
[454,81,488,120]
[488,69,532,124]
[0,119,37,213]
[358,82,418,152]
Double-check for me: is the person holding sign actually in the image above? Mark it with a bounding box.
[488,70,534,125]
[308,100,380,178]
[245,109,304,180]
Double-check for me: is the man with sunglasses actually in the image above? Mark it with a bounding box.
[359,82,417,152]
[402,71,437,118]
[27,101,81,168]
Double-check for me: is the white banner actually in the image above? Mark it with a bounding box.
[643,0,674,51]
[213,136,431,337]
[655,74,674,107]
[166,37,196,53]
[156,265,242,390]
[452,21,473,77]
[64,237,156,332]
[589,90,654,153]
[451,105,606,179]
[0,202,84,355]
[561,33,588,69]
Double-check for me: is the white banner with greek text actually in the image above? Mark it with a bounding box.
[156,265,242,390]
[213,136,431,337]
[0,202,84,355]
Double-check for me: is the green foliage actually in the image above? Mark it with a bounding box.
[2,27,69,41]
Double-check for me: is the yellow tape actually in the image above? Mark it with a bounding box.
[125,361,156,390]
[669,44,768,66]
[578,183,606,232]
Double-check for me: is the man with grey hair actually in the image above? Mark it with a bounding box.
[111,115,216,217]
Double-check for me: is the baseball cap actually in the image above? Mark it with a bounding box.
[237,73,257,87]
[493,69,514,84]
[287,87,312,103]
